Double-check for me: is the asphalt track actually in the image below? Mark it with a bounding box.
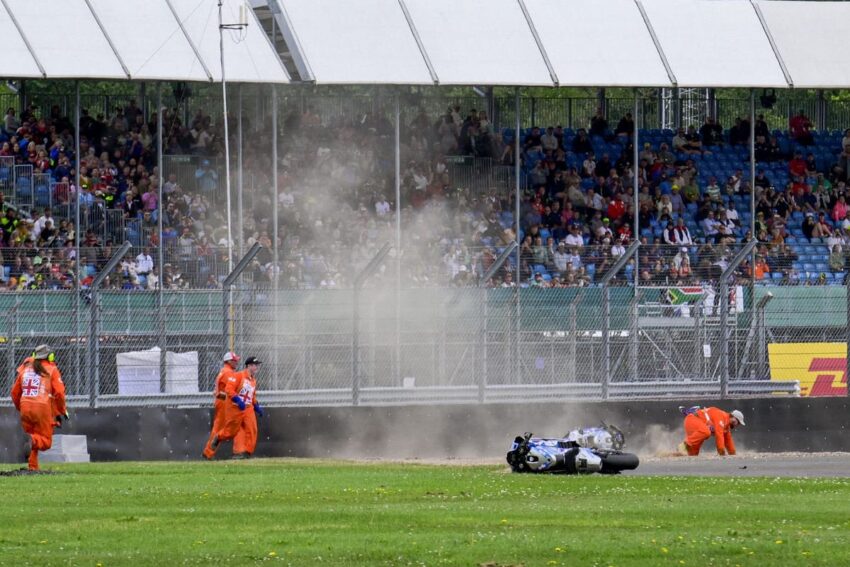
[629,452,850,477]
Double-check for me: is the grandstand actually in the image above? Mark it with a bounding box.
[0,0,849,405]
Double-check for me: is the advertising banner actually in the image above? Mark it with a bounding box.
[768,343,847,397]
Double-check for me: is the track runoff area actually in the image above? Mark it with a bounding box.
[2,453,850,566]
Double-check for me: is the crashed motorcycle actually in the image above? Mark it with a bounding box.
[507,424,640,474]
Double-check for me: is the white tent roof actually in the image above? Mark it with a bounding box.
[87,0,211,82]
[0,0,288,83]
[401,0,554,86]
[524,0,672,87]
[5,0,127,80]
[170,0,289,83]
[278,0,434,85]
[3,0,850,89]
[640,0,787,88]
[756,0,850,89]
[0,0,43,79]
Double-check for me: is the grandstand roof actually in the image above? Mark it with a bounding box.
[757,0,850,89]
[272,0,850,89]
[523,0,672,87]
[0,0,289,83]
[401,0,555,86]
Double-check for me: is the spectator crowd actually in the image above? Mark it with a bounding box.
[2,95,850,292]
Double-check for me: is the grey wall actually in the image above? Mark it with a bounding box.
[2,398,848,463]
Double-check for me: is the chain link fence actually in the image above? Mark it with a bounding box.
[1,242,825,409]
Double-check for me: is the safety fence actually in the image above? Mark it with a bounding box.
[0,282,811,410]
[5,239,838,409]
[7,87,850,140]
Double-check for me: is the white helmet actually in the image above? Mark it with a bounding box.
[731,409,745,426]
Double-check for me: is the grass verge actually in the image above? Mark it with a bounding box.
[1,459,849,566]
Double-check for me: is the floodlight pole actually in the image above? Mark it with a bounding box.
[74,80,82,397]
[157,83,166,392]
[237,84,244,259]
[218,0,247,275]
[514,87,521,385]
[750,89,757,279]
[633,89,640,289]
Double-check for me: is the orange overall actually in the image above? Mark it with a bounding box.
[683,406,737,456]
[206,364,238,451]
[203,370,258,459]
[10,360,66,470]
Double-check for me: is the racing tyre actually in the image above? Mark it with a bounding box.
[599,452,640,474]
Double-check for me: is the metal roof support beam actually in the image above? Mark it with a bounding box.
[517,0,558,86]
[163,0,215,81]
[750,0,794,87]
[0,0,46,78]
[83,0,131,79]
[634,0,677,86]
[397,0,439,84]
[274,0,314,81]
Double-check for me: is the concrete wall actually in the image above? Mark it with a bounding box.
[2,398,848,463]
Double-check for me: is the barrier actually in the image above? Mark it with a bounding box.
[0,396,845,462]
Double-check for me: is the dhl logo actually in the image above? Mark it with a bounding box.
[768,343,848,397]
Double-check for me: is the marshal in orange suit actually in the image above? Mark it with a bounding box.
[679,406,745,456]
[203,357,263,460]
[205,351,241,455]
[10,344,68,470]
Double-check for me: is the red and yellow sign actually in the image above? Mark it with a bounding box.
[768,343,848,397]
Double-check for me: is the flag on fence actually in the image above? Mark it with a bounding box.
[665,286,704,304]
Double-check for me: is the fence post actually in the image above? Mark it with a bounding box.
[601,284,610,399]
[221,242,264,355]
[719,241,757,399]
[596,242,640,399]
[630,291,642,383]
[846,276,850,398]
[5,300,22,395]
[88,241,132,407]
[477,242,517,401]
[352,243,392,406]
[756,292,774,379]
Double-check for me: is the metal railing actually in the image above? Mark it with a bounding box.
[0,241,826,409]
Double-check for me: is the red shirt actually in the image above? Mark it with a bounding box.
[607,199,626,222]
[789,158,807,178]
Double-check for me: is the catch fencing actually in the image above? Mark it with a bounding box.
[1,242,825,409]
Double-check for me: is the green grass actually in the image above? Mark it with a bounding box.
[1,460,849,566]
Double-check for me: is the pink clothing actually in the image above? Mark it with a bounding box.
[141,191,158,211]
[833,201,848,223]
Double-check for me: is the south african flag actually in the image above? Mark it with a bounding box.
[665,286,704,304]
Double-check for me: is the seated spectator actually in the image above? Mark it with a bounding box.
[728,116,750,146]
[790,110,814,146]
[699,117,724,146]
[673,127,696,155]
[813,212,833,238]
[829,245,845,272]
[615,113,634,138]
[702,211,720,242]
[589,108,608,138]
[571,129,592,153]
[540,127,559,152]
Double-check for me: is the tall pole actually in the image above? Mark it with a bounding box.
[237,84,244,259]
[514,88,521,286]
[272,97,279,286]
[750,89,756,245]
[633,90,640,288]
[157,83,166,390]
[74,80,82,397]
[395,95,401,286]
[514,88,521,385]
[219,0,233,274]
[394,94,402,384]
